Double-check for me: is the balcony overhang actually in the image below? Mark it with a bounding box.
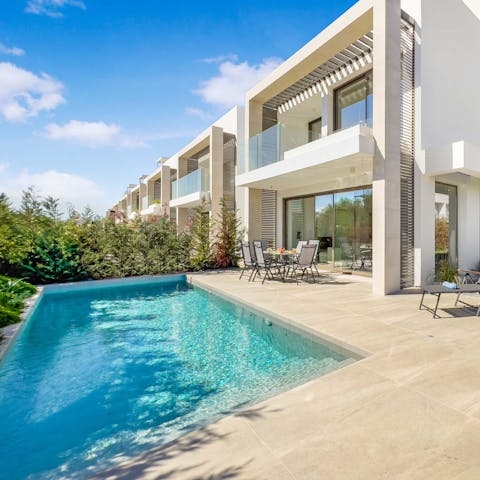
[425,141,480,178]
[236,124,374,191]
[140,204,164,216]
[170,191,211,209]
[247,0,373,106]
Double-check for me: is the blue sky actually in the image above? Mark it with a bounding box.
[0,0,356,214]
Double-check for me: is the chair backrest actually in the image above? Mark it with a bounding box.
[297,244,316,267]
[253,240,267,267]
[296,240,308,253]
[241,241,255,266]
[308,239,319,260]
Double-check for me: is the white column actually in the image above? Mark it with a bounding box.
[209,126,224,223]
[372,0,402,294]
[161,165,171,217]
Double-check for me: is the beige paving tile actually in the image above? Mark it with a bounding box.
[91,415,295,480]
[241,363,394,457]
[360,337,460,383]
[405,348,480,417]
[280,388,473,480]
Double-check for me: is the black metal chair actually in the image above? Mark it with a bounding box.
[239,241,257,281]
[252,241,279,284]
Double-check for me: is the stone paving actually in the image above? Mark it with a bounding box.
[93,270,480,480]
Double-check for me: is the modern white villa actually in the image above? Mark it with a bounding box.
[111,0,480,295]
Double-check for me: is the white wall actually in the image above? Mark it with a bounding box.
[421,0,480,149]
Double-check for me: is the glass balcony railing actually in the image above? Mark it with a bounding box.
[171,168,209,200]
[239,123,325,174]
[238,122,371,174]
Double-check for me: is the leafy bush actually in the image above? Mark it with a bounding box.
[437,260,457,283]
[0,275,36,327]
[213,198,242,268]
[0,189,243,285]
[79,218,191,279]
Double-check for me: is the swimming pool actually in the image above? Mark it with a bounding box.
[0,275,358,479]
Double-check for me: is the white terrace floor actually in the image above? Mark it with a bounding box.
[95,270,480,480]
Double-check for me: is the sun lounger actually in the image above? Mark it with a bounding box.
[419,284,480,318]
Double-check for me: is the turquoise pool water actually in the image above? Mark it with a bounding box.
[0,276,356,479]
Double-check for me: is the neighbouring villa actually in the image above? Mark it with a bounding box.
[111,0,480,295]
[3,1,480,480]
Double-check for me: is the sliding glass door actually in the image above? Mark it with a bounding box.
[285,187,372,270]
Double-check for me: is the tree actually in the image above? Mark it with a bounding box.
[42,196,62,221]
[213,198,242,268]
[20,186,43,218]
[189,202,213,270]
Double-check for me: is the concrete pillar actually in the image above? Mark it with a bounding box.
[372,0,402,294]
[139,181,147,212]
[245,100,264,239]
[248,189,262,241]
[161,165,171,217]
[210,126,224,224]
[177,207,189,233]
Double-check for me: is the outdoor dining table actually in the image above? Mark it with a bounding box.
[264,250,297,281]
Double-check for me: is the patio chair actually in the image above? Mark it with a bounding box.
[252,241,280,284]
[239,241,257,281]
[295,240,308,254]
[308,239,320,261]
[288,244,319,284]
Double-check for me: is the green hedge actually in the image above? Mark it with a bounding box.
[0,275,36,328]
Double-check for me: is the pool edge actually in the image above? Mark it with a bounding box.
[0,287,44,362]
[188,274,371,361]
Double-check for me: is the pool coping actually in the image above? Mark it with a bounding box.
[188,274,371,361]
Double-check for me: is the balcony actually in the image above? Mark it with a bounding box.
[140,203,164,217]
[236,123,374,191]
[170,168,210,208]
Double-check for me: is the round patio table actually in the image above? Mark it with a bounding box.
[264,250,297,280]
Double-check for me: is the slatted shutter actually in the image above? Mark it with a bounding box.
[400,19,415,288]
[261,189,277,248]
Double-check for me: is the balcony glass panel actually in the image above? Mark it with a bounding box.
[171,168,209,200]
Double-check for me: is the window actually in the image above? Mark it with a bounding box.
[285,188,372,270]
[308,117,322,142]
[335,72,373,131]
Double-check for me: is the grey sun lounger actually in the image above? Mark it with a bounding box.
[419,284,480,318]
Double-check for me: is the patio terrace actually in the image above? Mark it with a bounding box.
[94,271,480,480]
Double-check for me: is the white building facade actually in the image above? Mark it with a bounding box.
[112,0,480,294]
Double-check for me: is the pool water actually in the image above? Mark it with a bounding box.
[0,276,356,479]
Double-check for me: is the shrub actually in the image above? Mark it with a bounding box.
[79,218,191,278]
[213,198,242,268]
[437,260,457,283]
[189,203,213,271]
[0,276,36,327]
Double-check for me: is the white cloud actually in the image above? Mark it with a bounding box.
[0,62,65,122]
[0,44,25,56]
[194,57,283,109]
[0,163,8,174]
[185,107,214,121]
[1,167,107,215]
[43,120,146,148]
[199,54,238,64]
[25,0,86,18]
